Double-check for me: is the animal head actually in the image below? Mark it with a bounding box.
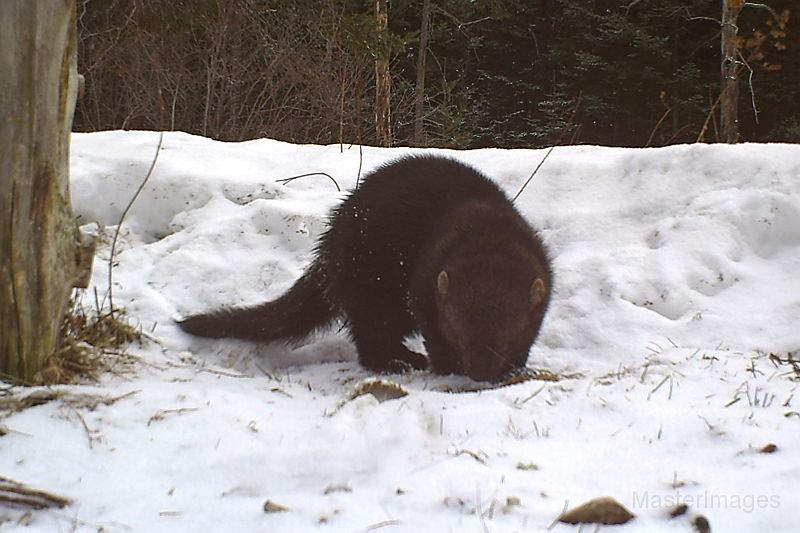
[435,259,550,382]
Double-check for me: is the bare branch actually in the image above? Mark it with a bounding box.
[647,91,672,147]
[275,172,341,192]
[737,50,760,124]
[744,2,779,19]
[107,132,164,314]
[624,0,644,17]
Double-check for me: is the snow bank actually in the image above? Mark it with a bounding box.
[0,131,797,532]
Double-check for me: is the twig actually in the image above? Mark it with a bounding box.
[453,448,487,464]
[476,485,489,531]
[0,388,139,414]
[687,15,721,26]
[356,144,364,189]
[512,91,582,203]
[518,383,547,404]
[648,374,671,400]
[275,172,341,192]
[724,396,741,408]
[547,500,571,530]
[147,407,199,426]
[666,337,678,348]
[697,89,725,143]
[512,145,555,203]
[663,123,696,145]
[744,2,779,19]
[108,131,164,315]
[366,520,402,530]
[196,366,246,378]
[0,476,71,509]
[554,91,584,146]
[737,50,759,124]
[624,0,643,17]
[646,91,672,147]
[70,406,98,449]
[433,7,492,32]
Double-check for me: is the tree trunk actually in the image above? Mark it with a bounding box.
[720,0,743,143]
[413,0,432,147]
[374,0,392,147]
[0,1,81,383]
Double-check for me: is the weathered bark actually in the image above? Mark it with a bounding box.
[413,0,432,147]
[0,1,81,383]
[374,0,392,147]
[720,0,743,143]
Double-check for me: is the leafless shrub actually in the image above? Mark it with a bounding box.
[75,0,385,144]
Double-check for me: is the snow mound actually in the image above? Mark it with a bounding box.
[0,132,797,533]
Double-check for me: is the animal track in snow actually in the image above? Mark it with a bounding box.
[734,193,800,259]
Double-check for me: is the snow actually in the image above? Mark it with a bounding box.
[2,130,799,532]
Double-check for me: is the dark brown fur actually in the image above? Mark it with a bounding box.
[178,155,552,381]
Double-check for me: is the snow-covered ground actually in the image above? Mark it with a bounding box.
[2,130,799,532]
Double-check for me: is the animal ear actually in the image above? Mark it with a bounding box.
[530,278,547,308]
[437,270,449,298]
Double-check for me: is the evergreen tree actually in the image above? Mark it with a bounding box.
[74,0,798,147]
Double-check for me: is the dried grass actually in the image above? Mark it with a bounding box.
[0,476,71,510]
[37,291,143,385]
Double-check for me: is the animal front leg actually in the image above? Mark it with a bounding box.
[423,331,463,376]
[348,315,428,373]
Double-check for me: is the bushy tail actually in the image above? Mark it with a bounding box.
[177,263,337,343]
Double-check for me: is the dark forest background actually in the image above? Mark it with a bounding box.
[74,0,797,148]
